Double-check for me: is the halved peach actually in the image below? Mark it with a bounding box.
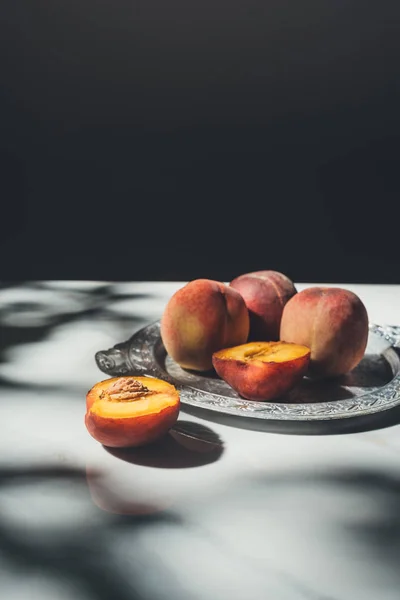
[85,376,180,447]
[212,341,311,401]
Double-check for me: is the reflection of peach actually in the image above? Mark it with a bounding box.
[85,377,180,448]
[86,467,171,516]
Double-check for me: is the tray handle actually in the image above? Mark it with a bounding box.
[95,338,139,377]
[369,323,400,349]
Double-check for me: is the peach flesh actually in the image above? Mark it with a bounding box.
[85,377,180,448]
[212,341,310,401]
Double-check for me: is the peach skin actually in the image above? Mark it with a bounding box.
[280,287,369,378]
[160,278,249,371]
[230,270,297,341]
[85,376,180,447]
[212,341,310,401]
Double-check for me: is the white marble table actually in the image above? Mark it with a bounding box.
[1,281,400,600]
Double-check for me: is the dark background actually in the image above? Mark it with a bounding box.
[1,1,399,282]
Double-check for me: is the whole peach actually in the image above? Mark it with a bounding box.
[280,287,369,378]
[230,270,297,341]
[160,279,250,371]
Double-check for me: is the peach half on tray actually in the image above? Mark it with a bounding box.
[212,341,311,401]
[85,376,180,447]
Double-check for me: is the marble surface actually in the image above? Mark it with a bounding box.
[1,281,400,600]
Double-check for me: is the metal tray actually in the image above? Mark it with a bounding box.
[95,322,400,423]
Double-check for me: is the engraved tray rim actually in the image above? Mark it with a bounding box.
[95,321,400,422]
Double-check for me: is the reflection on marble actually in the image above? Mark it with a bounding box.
[1,281,400,600]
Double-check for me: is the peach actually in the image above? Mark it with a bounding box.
[212,341,310,401]
[230,270,297,341]
[160,278,249,371]
[279,287,369,378]
[85,376,180,447]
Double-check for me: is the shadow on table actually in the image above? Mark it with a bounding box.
[251,468,400,565]
[0,280,153,360]
[181,404,400,436]
[0,463,163,600]
[103,421,224,468]
[202,467,400,593]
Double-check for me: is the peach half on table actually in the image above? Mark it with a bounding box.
[212,341,311,401]
[230,270,297,341]
[161,278,250,371]
[280,286,369,378]
[85,376,180,448]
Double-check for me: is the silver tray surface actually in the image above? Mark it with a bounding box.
[95,322,400,422]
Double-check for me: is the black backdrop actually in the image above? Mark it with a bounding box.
[1,1,399,282]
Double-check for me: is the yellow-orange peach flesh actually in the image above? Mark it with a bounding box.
[230,270,297,341]
[161,278,250,371]
[280,287,369,378]
[212,341,310,401]
[85,376,180,447]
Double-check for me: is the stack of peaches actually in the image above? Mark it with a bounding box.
[161,271,369,401]
[85,271,369,449]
